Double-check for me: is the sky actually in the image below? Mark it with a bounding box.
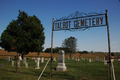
[0,0,120,52]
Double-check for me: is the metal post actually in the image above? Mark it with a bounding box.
[79,55,81,80]
[50,18,54,79]
[75,55,76,80]
[106,9,112,80]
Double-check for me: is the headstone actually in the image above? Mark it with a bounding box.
[41,57,44,63]
[72,57,74,60]
[10,58,12,62]
[53,57,56,62]
[17,59,20,67]
[11,60,14,66]
[75,58,77,61]
[111,59,114,63]
[25,62,28,68]
[89,59,91,62]
[19,56,22,60]
[23,57,26,64]
[96,57,99,61]
[104,60,107,65]
[78,58,80,61]
[6,57,10,61]
[56,50,67,71]
[81,57,83,60]
[35,58,40,69]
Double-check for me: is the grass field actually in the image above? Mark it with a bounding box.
[0,50,120,80]
[0,58,120,80]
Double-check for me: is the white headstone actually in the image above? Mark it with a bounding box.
[23,57,26,64]
[75,58,77,61]
[56,50,67,71]
[78,58,80,61]
[104,60,107,65]
[53,57,56,62]
[89,59,91,62]
[81,57,83,60]
[96,57,99,61]
[118,58,120,62]
[17,59,20,67]
[25,62,28,68]
[6,57,10,61]
[41,57,44,63]
[11,60,14,66]
[111,59,114,63]
[72,57,74,60]
[35,58,40,69]
[19,56,22,60]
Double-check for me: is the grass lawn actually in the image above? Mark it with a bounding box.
[0,58,120,80]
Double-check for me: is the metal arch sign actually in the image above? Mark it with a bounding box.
[50,10,112,80]
[53,11,107,31]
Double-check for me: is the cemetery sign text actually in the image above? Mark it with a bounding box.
[54,11,106,31]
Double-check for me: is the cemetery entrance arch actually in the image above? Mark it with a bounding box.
[50,10,112,80]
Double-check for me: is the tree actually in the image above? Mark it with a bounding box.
[82,51,88,54]
[62,36,77,58]
[0,10,45,72]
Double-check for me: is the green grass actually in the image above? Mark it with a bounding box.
[0,58,120,80]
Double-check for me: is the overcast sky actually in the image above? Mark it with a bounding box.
[0,0,120,52]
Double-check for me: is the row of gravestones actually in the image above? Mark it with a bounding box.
[6,56,56,69]
[67,56,119,65]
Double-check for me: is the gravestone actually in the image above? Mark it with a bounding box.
[56,50,67,71]
[17,59,20,67]
[89,59,91,62]
[10,58,12,62]
[72,57,74,60]
[6,57,10,61]
[41,57,44,63]
[23,57,26,64]
[81,57,83,60]
[96,57,99,61]
[35,58,40,69]
[53,57,56,62]
[25,62,28,68]
[19,56,22,60]
[75,58,77,61]
[11,60,14,66]
[104,60,107,65]
[78,58,80,61]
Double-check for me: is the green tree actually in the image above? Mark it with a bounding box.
[62,36,77,58]
[0,10,45,72]
[82,51,88,54]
